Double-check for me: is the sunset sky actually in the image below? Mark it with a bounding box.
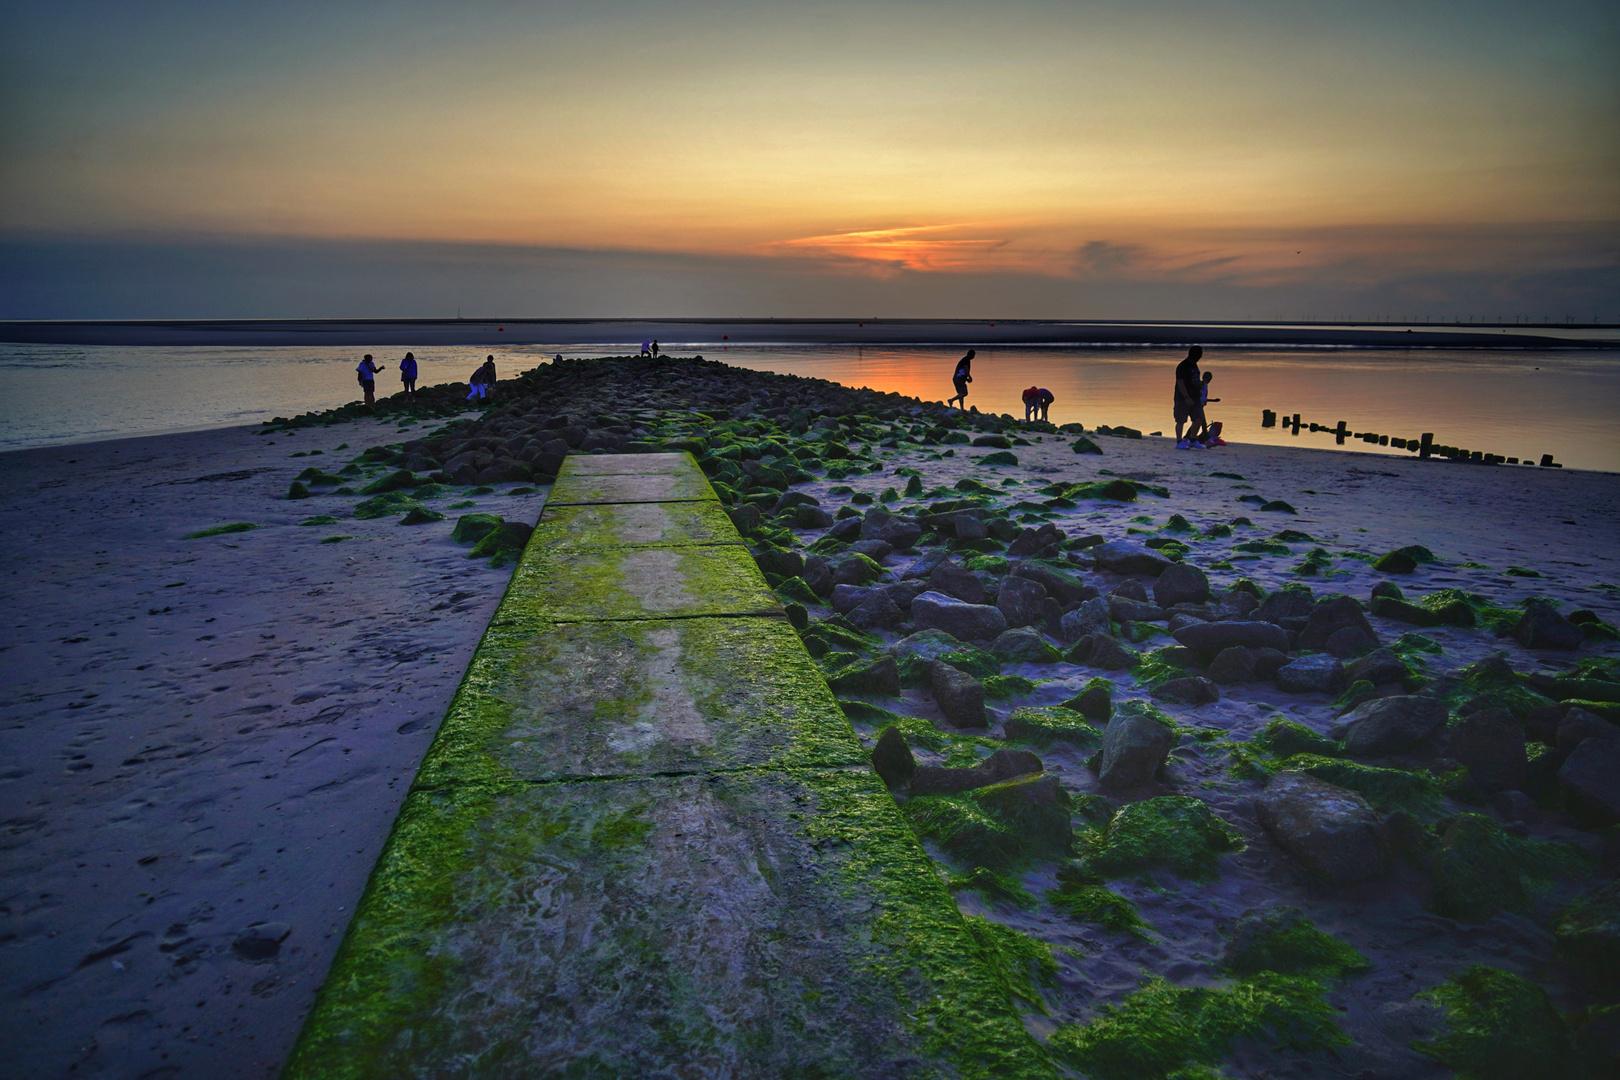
[1,0,1616,319]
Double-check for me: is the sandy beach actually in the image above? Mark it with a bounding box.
[2,357,1617,1078]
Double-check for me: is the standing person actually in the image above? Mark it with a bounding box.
[1195,371,1219,444]
[651,339,660,357]
[947,349,975,409]
[356,353,384,406]
[1173,345,1205,448]
[398,351,418,397]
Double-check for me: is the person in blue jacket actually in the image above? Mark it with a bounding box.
[355,354,385,406]
[398,352,418,397]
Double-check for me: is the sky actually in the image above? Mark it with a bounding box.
[1,0,1617,320]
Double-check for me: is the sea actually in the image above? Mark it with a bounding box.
[2,341,1618,473]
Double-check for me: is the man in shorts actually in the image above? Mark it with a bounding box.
[356,354,384,406]
[1173,346,1204,448]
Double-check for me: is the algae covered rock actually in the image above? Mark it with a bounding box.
[989,626,1060,664]
[353,491,424,520]
[1150,675,1219,706]
[904,774,1072,869]
[399,507,446,525]
[1515,599,1584,651]
[1275,655,1347,696]
[826,656,901,698]
[1374,549,1418,574]
[1082,795,1245,880]
[912,590,1008,642]
[889,628,999,685]
[1429,813,1591,921]
[1255,771,1391,884]
[1415,965,1569,1080]
[1223,906,1369,979]
[1061,676,1114,721]
[468,520,534,567]
[1003,706,1099,748]
[1448,707,1527,794]
[1097,699,1176,792]
[451,512,505,543]
[870,725,915,790]
[911,748,1043,797]
[930,660,987,728]
[1553,881,1620,991]
[1152,562,1210,607]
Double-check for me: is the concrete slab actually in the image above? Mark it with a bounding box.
[502,544,779,622]
[282,769,1053,1080]
[415,617,866,786]
[529,499,741,552]
[547,470,718,506]
[560,451,695,475]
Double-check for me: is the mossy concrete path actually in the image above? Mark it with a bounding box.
[283,452,1053,1079]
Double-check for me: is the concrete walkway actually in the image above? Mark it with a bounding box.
[283,452,1052,1079]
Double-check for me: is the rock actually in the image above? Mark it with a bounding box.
[1515,600,1583,650]
[982,627,1054,665]
[1560,737,1620,825]
[1009,562,1097,605]
[1256,587,1315,625]
[475,460,533,485]
[996,576,1048,628]
[1347,648,1411,688]
[772,490,820,514]
[1062,678,1113,721]
[972,775,1073,857]
[828,516,862,542]
[832,555,883,587]
[1373,550,1417,574]
[1252,647,1289,680]
[1558,707,1620,752]
[1172,621,1291,657]
[848,591,904,630]
[931,660,988,728]
[1448,708,1527,793]
[451,512,504,544]
[1167,613,1209,634]
[881,580,930,613]
[912,590,1008,642]
[1489,789,1541,824]
[1007,523,1065,558]
[827,656,900,697]
[1108,596,1166,623]
[927,561,988,605]
[1059,597,1111,642]
[911,748,1043,796]
[1297,595,1379,653]
[1085,635,1141,671]
[889,629,1000,683]
[1112,580,1149,602]
[1255,771,1391,884]
[794,504,836,529]
[1275,655,1348,696]
[871,726,915,789]
[1153,562,1211,607]
[1090,540,1173,576]
[830,584,878,613]
[1151,676,1220,706]
[232,922,292,962]
[1552,881,1620,990]
[1331,695,1448,755]
[755,546,805,579]
[940,512,988,540]
[902,550,951,580]
[848,539,894,561]
[861,506,924,550]
[1209,646,1257,684]
[1370,581,1405,601]
[1003,706,1098,747]
[802,555,833,597]
[1324,624,1380,658]
[1097,700,1175,792]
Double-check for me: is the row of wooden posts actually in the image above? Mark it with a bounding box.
[1259,410,1561,468]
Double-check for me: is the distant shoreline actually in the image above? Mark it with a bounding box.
[2,317,1615,349]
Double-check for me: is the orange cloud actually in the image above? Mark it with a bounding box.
[769,225,1014,274]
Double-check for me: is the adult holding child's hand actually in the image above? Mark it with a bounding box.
[1173,345,1205,448]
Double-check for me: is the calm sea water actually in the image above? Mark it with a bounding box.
[1,342,1616,472]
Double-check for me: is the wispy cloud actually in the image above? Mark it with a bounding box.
[767,225,1012,274]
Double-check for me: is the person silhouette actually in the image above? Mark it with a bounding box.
[1173,345,1205,447]
[948,350,975,409]
[355,354,384,406]
[398,352,418,397]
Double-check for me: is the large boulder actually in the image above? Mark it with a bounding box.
[1007,522,1065,558]
[1560,737,1620,825]
[871,726,915,789]
[1083,634,1141,671]
[1558,707,1620,753]
[1255,771,1391,884]
[1297,595,1379,654]
[1090,540,1173,577]
[1256,587,1315,625]
[1010,561,1097,606]
[830,584,879,614]
[1172,621,1291,657]
[889,629,999,682]
[989,626,1061,664]
[1330,695,1448,756]
[901,549,951,580]
[848,591,904,631]
[1347,648,1412,688]
[1515,600,1584,650]
[1274,655,1348,696]
[1448,707,1528,793]
[911,748,1043,796]
[927,561,988,605]
[1109,596,1166,624]
[826,656,900,698]
[912,590,1007,642]
[1209,646,1257,685]
[1097,701,1175,792]
[931,660,988,728]
[1153,562,1211,607]
[996,576,1048,628]
[1058,597,1111,642]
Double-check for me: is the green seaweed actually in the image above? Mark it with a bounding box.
[1414,966,1569,1080]
[949,867,1038,910]
[183,522,258,539]
[1002,706,1099,748]
[1223,910,1369,980]
[1429,814,1593,921]
[964,916,1059,1013]
[1048,880,1152,939]
[1080,796,1245,881]
[354,491,424,520]
[298,515,340,526]
[1048,973,1348,1080]
[1276,754,1442,815]
[983,674,1040,699]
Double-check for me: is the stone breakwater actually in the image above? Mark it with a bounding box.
[273,355,1618,1078]
[282,451,1054,1079]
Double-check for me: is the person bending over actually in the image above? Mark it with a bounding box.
[948,350,975,409]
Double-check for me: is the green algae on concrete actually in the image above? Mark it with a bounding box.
[414,617,867,786]
[503,542,780,622]
[528,499,742,551]
[284,769,1054,1080]
[547,467,720,506]
[563,451,699,475]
